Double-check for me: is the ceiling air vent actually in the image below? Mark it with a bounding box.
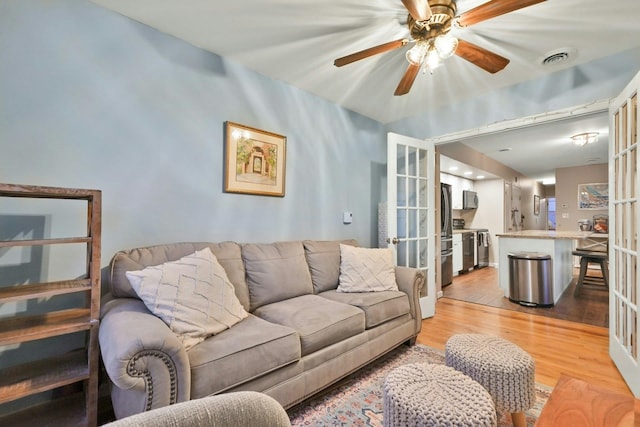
[540,48,576,67]
[543,52,569,65]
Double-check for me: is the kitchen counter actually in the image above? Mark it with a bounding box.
[453,228,487,234]
[496,230,608,240]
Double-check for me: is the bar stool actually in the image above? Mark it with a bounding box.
[572,249,609,296]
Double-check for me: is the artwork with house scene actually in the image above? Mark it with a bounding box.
[224,121,286,197]
[578,183,608,210]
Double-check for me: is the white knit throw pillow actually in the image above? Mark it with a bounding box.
[337,244,397,292]
[126,247,248,350]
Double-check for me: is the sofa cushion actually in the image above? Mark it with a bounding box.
[319,289,410,329]
[303,239,359,293]
[242,241,314,311]
[253,294,365,356]
[109,242,250,311]
[187,314,300,399]
[337,244,398,293]
[125,248,249,350]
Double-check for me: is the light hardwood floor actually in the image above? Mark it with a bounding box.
[417,297,633,398]
[443,267,609,327]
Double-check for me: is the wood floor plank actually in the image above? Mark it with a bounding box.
[418,298,632,397]
[444,267,609,328]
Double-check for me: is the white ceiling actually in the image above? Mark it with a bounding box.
[440,155,500,181]
[441,108,609,183]
[90,0,637,181]
[91,0,640,124]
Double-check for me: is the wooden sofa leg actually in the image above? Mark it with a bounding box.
[405,337,417,346]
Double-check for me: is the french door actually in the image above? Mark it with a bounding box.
[609,70,640,397]
[387,133,436,318]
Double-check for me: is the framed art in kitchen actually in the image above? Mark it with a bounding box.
[578,182,608,209]
[224,121,286,197]
[533,195,540,216]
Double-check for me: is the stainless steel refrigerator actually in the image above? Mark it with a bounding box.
[441,183,453,287]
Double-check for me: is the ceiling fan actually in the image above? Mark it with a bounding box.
[334,0,546,96]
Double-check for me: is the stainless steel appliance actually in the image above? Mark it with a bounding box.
[462,232,475,272]
[462,190,478,209]
[452,218,465,229]
[476,229,490,268]
[441,183,453,287]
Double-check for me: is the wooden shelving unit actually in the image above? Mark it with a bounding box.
[0,183,101,427]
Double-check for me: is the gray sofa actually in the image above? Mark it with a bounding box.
[99,239,424,420]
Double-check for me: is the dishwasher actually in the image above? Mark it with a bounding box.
[462,232,475,272]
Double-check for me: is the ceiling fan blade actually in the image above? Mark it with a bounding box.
[455,39,509,73]
[457,0,545,27]
[401,0,432,22]
[334,39,408,67]
[394,63,421,96]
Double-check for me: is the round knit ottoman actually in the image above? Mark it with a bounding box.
[383,363,497,427]
[445,334,536,427]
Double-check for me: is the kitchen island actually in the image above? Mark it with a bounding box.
[496,230,608,303]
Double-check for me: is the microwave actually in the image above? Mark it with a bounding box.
[462,190,478,209]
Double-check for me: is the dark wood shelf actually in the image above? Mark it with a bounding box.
[0,183,101,426]
[0,279,92,303]
[0,308,94,346]
[0,237,92,248]
[0,392,88,427]
[0,183,100,200]
[0,350,88,404]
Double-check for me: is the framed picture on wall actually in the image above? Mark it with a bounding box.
[534,195,540,216]
[224,121,287,197]
[578,183,608,209]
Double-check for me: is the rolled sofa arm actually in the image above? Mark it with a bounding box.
[394,266,425,334]
[100,297,191,420]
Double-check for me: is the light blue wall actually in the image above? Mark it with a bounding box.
[0,2,387,412]
[0,0,387,267]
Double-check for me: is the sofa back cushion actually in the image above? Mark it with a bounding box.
[242,241,313,311]
[108,242,250,311]
[303,239,359,293]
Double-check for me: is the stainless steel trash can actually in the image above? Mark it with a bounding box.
[508,252,553,307]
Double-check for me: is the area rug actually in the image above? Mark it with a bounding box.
[288,344,552,427]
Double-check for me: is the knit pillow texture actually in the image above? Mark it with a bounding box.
[126,247,248,350]
[337,244,397,292]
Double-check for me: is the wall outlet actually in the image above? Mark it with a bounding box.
[562,213,569,219]
[343,211,353,224]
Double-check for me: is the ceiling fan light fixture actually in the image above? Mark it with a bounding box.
[424,47,442,71]
[571,132,599,146]
[406,41,429,65]
[434,33,458,59]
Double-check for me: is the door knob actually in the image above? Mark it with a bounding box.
[386,237,400,245]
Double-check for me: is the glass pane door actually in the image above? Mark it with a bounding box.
[609,70,640,397]
[387,133,435,318]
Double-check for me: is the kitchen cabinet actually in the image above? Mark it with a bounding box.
[453,233,463,274]
[441,173,474,210]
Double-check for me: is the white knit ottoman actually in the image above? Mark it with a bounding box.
[445,334,536,427]
[383,363,497,427]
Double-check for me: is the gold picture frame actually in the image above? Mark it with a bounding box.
[224,121,286,197]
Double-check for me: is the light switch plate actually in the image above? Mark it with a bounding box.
[343,211,353,224]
